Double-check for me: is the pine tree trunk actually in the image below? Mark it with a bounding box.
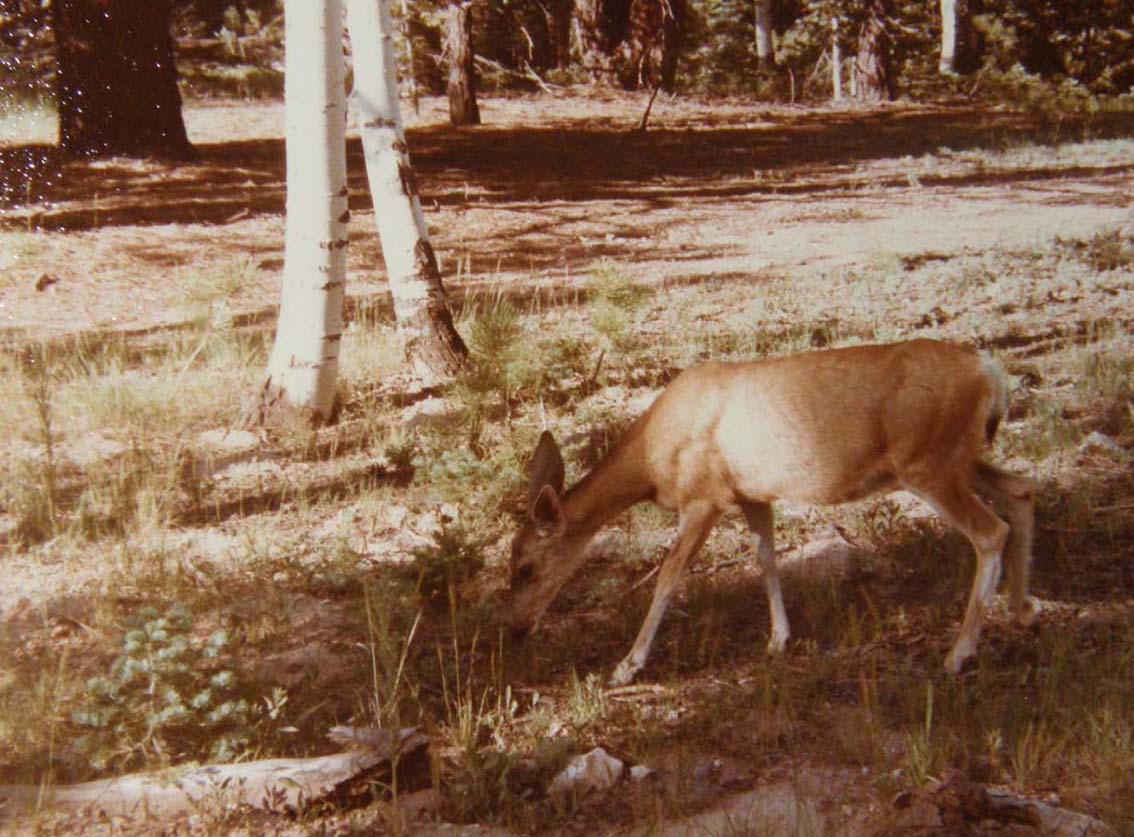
[852,0,895,102]
[54,0,193,159]
[345,0,468,382]
[574,0,622,85]
[754,0,775,72]
[250,0,348,428]
[445,1,480,126]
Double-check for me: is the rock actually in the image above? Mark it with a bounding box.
[661,782,824,836]
[548,747,625,798]
[629,765,656,782]
[1080,432,1123,454]
[403,397,458,429]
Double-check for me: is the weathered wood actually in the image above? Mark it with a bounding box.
[0,728,427,824]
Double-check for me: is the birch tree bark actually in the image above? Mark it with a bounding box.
[249,0,348,426]
[345,0,468,380]
[754,0,774,71]
[939,0,977,74]
[939,0,957,74]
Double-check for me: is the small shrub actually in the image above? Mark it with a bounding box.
[71,605,260,771]
[455,299,537,442]
[1056,229,1134,273]
[411,522,486,605]
[587,259,647,351]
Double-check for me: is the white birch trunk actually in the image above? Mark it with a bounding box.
[754,0,774,71]
[344,0,467,380]
[939,0,957,74]
[256,0,348,425]
[831,17,842,101]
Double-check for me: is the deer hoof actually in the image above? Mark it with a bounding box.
[766,633,789,655]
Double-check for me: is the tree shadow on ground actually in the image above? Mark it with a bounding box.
[4,104,1132,231]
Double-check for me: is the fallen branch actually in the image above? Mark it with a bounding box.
[473,55,563,93]
[0,728,427,824]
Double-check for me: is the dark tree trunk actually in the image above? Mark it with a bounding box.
[575,0,683,91]
[852,0,895,102]
[445,0,480,126]
[54,0,193,159]
[573,0,624,85]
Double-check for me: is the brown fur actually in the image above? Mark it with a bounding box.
[507,339,1037,685]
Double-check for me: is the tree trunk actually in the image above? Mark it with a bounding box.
[938,0,957,74]
[573,0,623,85]
[617,0,684,91]
[939,0,978,75]
[574,0,683,91]
[754,0,775,72]
[54,0,193,159]
[250,0,349,428]
[345,0,468,382]
[852,0,895,102]
[445,1,480,126]
[831,17,843,100]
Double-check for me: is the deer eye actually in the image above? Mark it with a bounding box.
[511,563,535,588]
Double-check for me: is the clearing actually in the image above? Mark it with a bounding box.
[1,92,1132,834]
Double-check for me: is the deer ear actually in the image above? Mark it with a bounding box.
[526,431,565,510]
[530,484,567,537]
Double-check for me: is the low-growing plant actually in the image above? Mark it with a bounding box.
[455,298,538,444]
[1055,229,1134,273]
[3,344,62,546]
[902,682,938,788]
[587,259,648,352]
[71,605,262,772]
[363,581,423,729]
[411,521,487,605]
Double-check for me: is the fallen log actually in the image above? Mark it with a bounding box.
[0,727,427,825]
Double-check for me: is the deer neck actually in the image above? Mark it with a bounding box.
[560,427,653,540]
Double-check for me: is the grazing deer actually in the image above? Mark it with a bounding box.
[506,339,1037,687]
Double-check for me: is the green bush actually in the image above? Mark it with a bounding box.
[71,605,262,771]
[411,522,486,605]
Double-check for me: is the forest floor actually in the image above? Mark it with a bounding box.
[1,91,1133,834]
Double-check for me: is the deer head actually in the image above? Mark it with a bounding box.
[507,431,580,636]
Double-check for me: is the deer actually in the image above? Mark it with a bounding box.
[505,339,1038,687]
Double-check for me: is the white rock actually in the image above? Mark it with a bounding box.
[1081,431,1123,454]
[548,747,625,797]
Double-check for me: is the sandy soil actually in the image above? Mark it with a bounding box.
[3,93,1130,343]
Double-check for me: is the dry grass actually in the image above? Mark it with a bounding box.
[2,95,1133,833]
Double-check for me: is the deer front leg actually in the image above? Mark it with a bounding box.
[609,503,721,687]
[741,503,789,653]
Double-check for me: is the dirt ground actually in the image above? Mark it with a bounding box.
[4,92,1131,340]
[2,91,1133,834]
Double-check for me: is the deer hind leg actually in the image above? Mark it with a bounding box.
[972,461,1037,626]
[906,478,1010,675]
[741,502,789,654]
[609,502,721,687]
